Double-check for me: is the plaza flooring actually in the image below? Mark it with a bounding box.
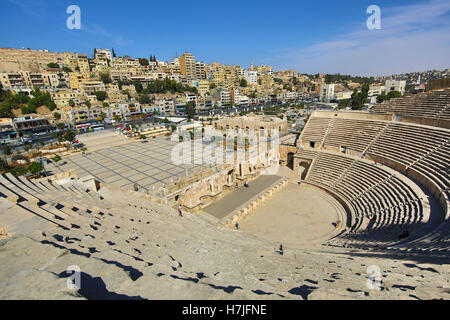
[45,136,209,191]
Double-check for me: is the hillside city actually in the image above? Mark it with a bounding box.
[0,47,448,149]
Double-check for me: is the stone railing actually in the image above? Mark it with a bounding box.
[222,177,289,227]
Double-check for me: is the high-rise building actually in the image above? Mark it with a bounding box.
[179,53,196,80]
[179,53,206,80]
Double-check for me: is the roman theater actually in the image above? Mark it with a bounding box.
[0,90,449,300]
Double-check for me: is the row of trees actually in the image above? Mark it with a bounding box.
[325,73,376,85]
[376,91,401,103]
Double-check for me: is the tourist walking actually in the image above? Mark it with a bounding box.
[178,204,183,217]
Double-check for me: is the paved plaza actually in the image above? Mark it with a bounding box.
[45,136,209,191]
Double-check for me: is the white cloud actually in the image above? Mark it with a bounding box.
[81,24,134,47]
[274,0,450,75]
[7,0,47,19]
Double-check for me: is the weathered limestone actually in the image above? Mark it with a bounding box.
[223,178,289,227]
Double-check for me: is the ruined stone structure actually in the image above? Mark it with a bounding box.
[213,114,288,136]
[0,90,449,299]
[0,48,65,73]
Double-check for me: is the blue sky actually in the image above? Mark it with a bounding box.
[1,0,449,76]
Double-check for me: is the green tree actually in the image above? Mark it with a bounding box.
[0,102,13,118]
[0,83,11,102]
[239,78,248,87]
[62,66,72,73]
[53,112,61,120]
[47,62,60,69]
[185,101,196,120]
[351,84,370,110]
[2,144,12,157]
[138,58,149,66]
[102,102,109,108]
[23,142,33,152]
[64,129,76,143]
[99,72,112,84]
[133,81,144,94]
[68,99,75,107]
[95,91,107,101]
[85,100,91,107]
[138,94,152,104]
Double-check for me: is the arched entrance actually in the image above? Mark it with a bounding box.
[287,152,294,170]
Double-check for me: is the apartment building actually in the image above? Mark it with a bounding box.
[110,68,131,82]
[179,53,206,80]
[77,54,90,73]
[244,70,258,84]
[62,52,78,70]
[185,93,197,105]
[0,72,28,88]
[255,65,273,76]
[0,71,62,89]
[0,118,17,142]
[210,63,239,89]
[385,80,406,95]
[192,79,210,96]
[51,89,82,108]
[106,85,127,104]
[335,90,353,101]
[212,89,231,106]
[13,116,52,134]
[68,72,80,90]
[80,79,106,95]
[368,85,386,97]
[117,102,142,120]
[319,83,335,102]
[94,48,112,61]
[156,98,175,115]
